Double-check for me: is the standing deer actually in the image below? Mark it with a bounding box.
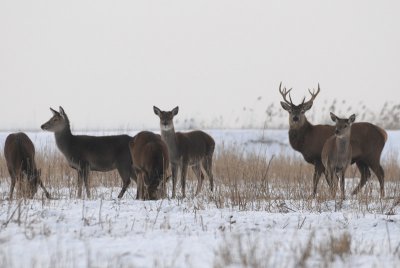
[41,106,136,199]
[153,106,215,198]
[279,83,387,197]
[322,113,356,199]
[129,131,169,200]
[4,132,51,199]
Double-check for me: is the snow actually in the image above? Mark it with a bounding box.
[0,129,399,268]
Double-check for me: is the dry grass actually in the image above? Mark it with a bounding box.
[0,138,398,212]
[0,138,399,268]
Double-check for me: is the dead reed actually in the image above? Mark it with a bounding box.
[0,138,397,215]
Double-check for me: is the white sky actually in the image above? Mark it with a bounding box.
[0,1,399,130]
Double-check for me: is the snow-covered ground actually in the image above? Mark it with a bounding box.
[0,129,399,268]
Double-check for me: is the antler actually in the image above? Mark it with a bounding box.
[279,82,293,105]
[304,83,320,104]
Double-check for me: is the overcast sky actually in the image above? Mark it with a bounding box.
[0,1,399,131]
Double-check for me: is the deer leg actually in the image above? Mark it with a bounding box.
[340,170,346,200]
[171,164,178,198]
[181,163,188,198]
[77,170,84,199]
[369,163,385,198]
[9,176,16,200]
[203,156,214,192]
[136,172,144,200]
[38,179,51,199]
[82,167,91,199]
[351,162,370,196]
[331,173,339,198]
[192,164,204,196]
[312,163,324,197]
[325,169,335,197]
[117,165,132,199]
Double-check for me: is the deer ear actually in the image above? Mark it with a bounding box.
[172,106,179,116]
[349,114,356,124]
[302,101,313,111]
[59,106,66,118]
[330,112,337,122]
[153,106,161,116]
[50,107,59,116]
[280,102,291,111]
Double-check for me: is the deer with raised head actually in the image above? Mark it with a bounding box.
[41,107,136,199]
[279,83,387,197]
[129,131,169,200]
[322,113,356,199]
[153,106,215,198]
[4,132,51,199]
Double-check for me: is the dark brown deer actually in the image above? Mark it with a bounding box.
[153,106,215,198]
[322,113,356,199]
[41,107,136,199]
[279,83,387,197]
[129,131,169,200]
[4,132,51,199]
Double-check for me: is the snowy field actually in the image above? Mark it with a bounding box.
[0,129,399,268]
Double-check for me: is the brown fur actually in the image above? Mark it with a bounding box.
[280,84,387,197]
[322,113,355,199]
[4,132,50,199]
[129,131,169,200]
[154,106,215,198]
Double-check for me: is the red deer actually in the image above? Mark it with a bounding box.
[322,113,356,199]
[129,131,169,200]
[279,83,387,197]
[4,132,51,199]
[153,106,215,198]
[41,107,136,199]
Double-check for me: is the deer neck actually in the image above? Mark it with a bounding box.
[160,127,179,161]
[288,119,312,151]
[335,134,351,155]
[54,125,73,153]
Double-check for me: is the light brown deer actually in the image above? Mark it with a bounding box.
[279,83,387,197]
[153,106,215,198]
[129,131,169,200]
[322,113,356,199]
[4,132,51,199]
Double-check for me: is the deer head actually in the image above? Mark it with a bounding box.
[22,168,41,198]
[41,106,69,132]
[330,112,356,137]
[153,106,179,131]
[279,83,320,128]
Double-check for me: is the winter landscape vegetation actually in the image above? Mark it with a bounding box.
[0,101,399,267]
[1,1,400,268]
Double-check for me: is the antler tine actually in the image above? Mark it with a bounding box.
[279,82,293,105]
[306,83,321,103]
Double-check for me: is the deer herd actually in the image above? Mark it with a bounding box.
[3,84,388,203]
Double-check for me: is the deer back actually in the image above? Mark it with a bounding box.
[4,132,36,174]
[130,131,169,172]
[175,130,215,162]
[290,121,386,165]
[350,122,387,162]
[130,131,169,198]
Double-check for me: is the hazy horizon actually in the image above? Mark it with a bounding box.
[1,1,399,131]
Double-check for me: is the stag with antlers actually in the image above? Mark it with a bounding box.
[279,83,387,198]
